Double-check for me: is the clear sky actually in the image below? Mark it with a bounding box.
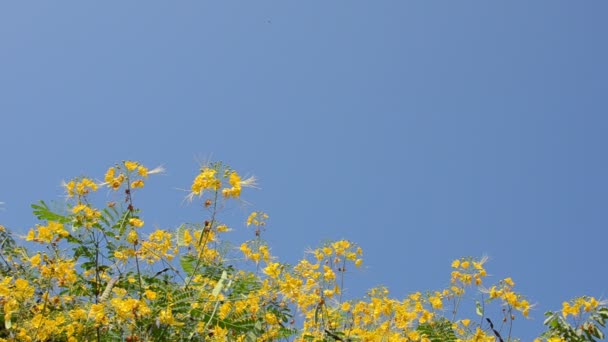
[1,1,607,338]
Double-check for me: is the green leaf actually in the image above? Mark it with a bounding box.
[229,272,261,299]
[176,224,187,246]
[276,327,298,339]
[81,261,96,270]
[212,270,228,297]
[180,255,196,277]
[246,330,258,342]
[314,303,321,325]
[543,312,558,326]
[113,210,130,236]
[31,200,70,223]
[99,209,112,227]
[171,289,197,315]
[475,300,483,316]
[255,320,263,330]
[596,328,604,339]
[73,245,93,260]
[416,318,457,342]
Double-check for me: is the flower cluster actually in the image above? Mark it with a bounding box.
[487,277,531,317]
[104,160,163,191]
[25,221,69,243]
[0,160,605,342]
[64,177,98,198]
[190,163,255,201]
[562,296,600,318]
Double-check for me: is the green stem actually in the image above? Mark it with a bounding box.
[184,190,219,290]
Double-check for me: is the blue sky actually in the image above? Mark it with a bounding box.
[1,1,607,338]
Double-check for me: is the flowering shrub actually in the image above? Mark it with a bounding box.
[0,160,606,341]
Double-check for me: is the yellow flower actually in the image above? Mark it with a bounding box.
[76,178,98,195]
[264,262,281,279]
[519,299,531,317]
[131,180,144,188]
[26,229,35,241]
[14,279,35,300]
[228,172,241,187]
[562,301,577,317]
[250,252,261,263]
[64,180,76,197]
[222,171,257,198]
[29,253,41,267]
[584,297,599,312]
[548,337,567,342]
[407,331,420,340]
[110,174,125,190]
[346,252,357,261]
[138,165,149,177]
[265,312,279,325]
[69,308,87,321]
[191,167,221,196]
[489,286,502,299]
[217,224,230,232]
[473,260,485,270]
[323,265,336,281]
[451,285,464,296]
[159,307,184,327]
[88,303,106,324]
[127,230,138,244]
[72,204,87,214]
[40,225,54,242]
[144,289,157,300]
[114,250,127,261]
[240,242,251,255]
[259,245,270,262]
[332,240,350,256]
[429,293,443,309]
[48,221,70,237]
[183,229,192,246]
[504,277,515,287]
[246,212,258,226]
[218,302,232,319]
[104,167,115,183]
[246,211,268,228]
[222,187,241,198]
[503,291,518,306]
[419,310,434,323]
[129,218,144,228]
[124,161,139,171]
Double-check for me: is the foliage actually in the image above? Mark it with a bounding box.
[0,160,605,341]
[538,297,608,342]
